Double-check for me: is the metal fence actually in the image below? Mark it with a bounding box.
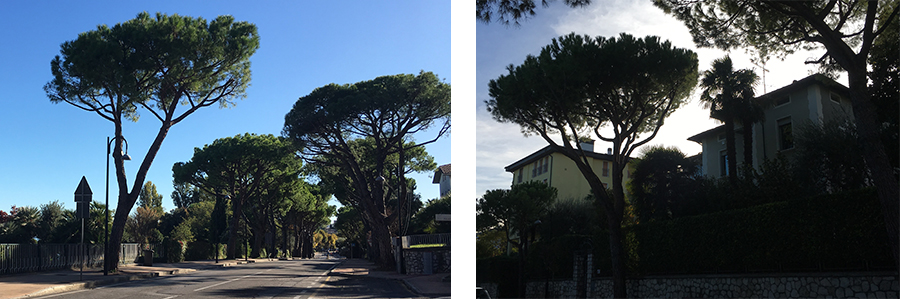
[0,243,145,275]
[401,233,450,249]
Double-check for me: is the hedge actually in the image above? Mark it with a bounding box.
[476,256,519,298]
[625,188,894,275]
[480,188,894,287]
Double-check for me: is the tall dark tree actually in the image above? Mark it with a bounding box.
[699,56,758,184]
[45,12,259,272]
[172,133,300,259]
[655,0,900,269]
[487,33,697,298]
[283,72,450,269]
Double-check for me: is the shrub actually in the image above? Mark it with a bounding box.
[476,256,519,298]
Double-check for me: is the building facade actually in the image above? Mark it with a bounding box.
[688,74,854,177]
[432,163,451,197]
[505,141,633,201]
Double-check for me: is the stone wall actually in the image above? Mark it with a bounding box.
[402,248,450,274]
[527,272,899,298]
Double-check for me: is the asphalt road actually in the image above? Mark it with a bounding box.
[33,259,424,299]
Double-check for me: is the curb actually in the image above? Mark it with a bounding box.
[13,268,198,298]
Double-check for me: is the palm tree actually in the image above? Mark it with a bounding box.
[700,56,759,185]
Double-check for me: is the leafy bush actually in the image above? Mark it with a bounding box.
[164,238,185,263]
[184,240,224,261]
[477,256,519,298]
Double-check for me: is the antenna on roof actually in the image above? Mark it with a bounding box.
[750,57,769,94]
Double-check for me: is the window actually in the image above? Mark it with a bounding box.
[775,96,790,107]
[720,150,730,177]
[543,157,549,173]
[532,164,537,177]
[830,92,841,104]
[602,161,609,177]
[517,168,523,183]
[778,117,793,150]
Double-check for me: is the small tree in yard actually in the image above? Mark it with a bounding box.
[487,33,697,297]
[477,181,557,298]
[45,12,259,272]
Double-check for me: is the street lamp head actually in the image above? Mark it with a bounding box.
[375,176,385,183]
[122,153,132,161]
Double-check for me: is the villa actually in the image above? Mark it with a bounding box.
[687,74,854,177]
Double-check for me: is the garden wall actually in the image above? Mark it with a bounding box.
[527,272,900,298]
[402,248,450,274]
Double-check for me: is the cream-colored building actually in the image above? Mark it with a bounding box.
[687,74,854,177]
[505,141,633,201]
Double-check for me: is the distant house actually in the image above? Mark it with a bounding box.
[504,140,634,201]
[433,164,451,197]
[687,74,854,177]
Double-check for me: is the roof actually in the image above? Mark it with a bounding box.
[759,74,850,101]
[432,164,451,184]
[687,125,724,143]
[687,74,850,144]
[504,145,622,172]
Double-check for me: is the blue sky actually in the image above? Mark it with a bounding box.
[0,1,451,214]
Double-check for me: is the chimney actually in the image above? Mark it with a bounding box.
[579,139,595,152]
[607,148,612,155]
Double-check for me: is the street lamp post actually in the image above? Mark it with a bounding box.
[105,136,131,276]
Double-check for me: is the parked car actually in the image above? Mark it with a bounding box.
[476,287,492,299]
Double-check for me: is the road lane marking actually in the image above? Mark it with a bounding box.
[193,270,269,292]
[307,275,332,299]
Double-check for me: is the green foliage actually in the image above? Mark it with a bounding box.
[476,0,592,25]
[334,206,365,249]
[476,229,507,258]
[164,237,186,263]
[629,146,698,222]
[184,240,224,261]
[477,181,557,252]
[37,201,67,242]
[698,56,761,183]
[0,206,41,243]
[139,181,165,215]
[793,119,871,193]
[284,71,449,268]
[869,2,900,170]
[45,12,260,121]
[126,206,162,247]
[173,133,304,258]
[487,33,697,139]
[624,188,894,274]
[45,11,260,271]
[171,182,210,210]
[410,194,451,234]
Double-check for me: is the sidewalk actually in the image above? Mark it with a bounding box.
[0,259,264,299]
[329,258,451,297]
